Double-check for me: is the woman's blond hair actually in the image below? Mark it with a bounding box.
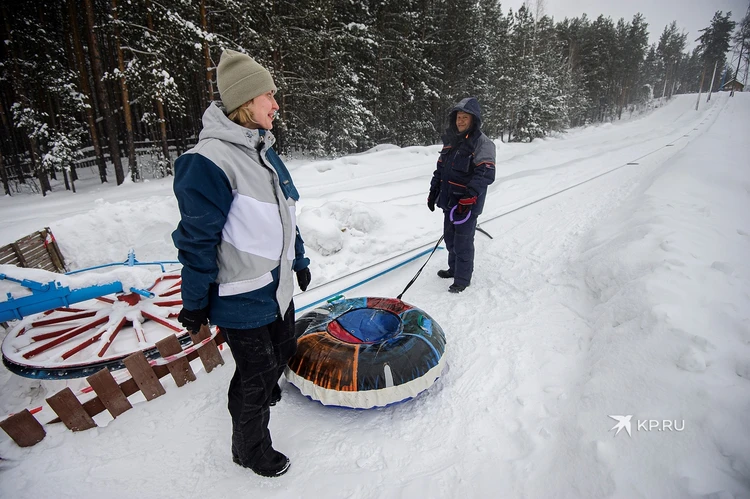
[227,99,256,128]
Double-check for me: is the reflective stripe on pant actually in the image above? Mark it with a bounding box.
[222,304,296,467]
[443,210,478,287]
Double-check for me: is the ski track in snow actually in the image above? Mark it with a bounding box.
[1,94,749,498]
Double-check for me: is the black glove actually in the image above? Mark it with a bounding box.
[296,267,311,291]
[427,190,438,212]
[177,307,208,333]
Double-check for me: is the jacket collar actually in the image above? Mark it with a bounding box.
[199,102,276,152]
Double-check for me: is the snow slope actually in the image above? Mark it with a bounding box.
[0,93,748,498]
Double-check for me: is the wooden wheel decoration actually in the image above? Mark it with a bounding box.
[1,271,191,379]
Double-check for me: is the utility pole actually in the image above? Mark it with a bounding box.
[696,67,706,110]
[730,3,750,96]
[706,59,719,102]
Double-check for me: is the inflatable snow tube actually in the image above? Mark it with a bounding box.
[285,297,446,409]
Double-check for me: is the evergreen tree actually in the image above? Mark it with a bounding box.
[696,11,737,93]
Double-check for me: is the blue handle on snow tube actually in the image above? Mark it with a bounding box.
[449,205,472,225]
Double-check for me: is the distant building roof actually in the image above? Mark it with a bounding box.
[720,79,744,90]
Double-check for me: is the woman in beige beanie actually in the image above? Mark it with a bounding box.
[172,48,311,478]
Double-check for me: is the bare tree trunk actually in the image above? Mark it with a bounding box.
[3,5,49,195]
[0,146,10,196]
[0,97,25,184]
[145,0,172,175]
[0,6,26,185]
[661,62,672,98]
[200,0,214,106]
[83,0,125,185]
[68,0,107,183]
[111,0,138,181]
[155,101,172,174]
[29,137,51,195]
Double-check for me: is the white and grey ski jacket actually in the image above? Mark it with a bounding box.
[172,102,309,328]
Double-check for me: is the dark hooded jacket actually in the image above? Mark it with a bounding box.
[429,97,496,215]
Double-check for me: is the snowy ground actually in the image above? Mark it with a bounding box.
[0,93,749,498]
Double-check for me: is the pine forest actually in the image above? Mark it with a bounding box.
[0,0,746,196]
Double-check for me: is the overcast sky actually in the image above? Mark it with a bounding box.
[505,0,748,49]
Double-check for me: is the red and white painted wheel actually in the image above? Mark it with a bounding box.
[1,271,191,379]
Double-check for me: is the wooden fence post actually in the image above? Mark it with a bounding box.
[156,334,196,387]
[0,410,46,447]
[46,388,96,431]
[123,351,166,401]
[190,324,224,373]
[87,369,132,418]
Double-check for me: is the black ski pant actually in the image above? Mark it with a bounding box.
[443,210,478,287]
[222,303,296,467]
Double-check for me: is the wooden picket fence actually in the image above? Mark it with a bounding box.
[0,325,224,447]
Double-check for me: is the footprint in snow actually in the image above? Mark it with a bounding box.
[676,347,706,373]
[735,361,750,381]
[710,261,734,275]
[691,334,716,352]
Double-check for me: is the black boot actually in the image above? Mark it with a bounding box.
[449,283,467,293]
[437,269,454,279]
[253,448,291,477]
[233,447,291,477]
[270,383,282,406]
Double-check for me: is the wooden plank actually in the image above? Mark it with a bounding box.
[15,241,44,253]
[0,246,17,259]
[0,409,46,447]
[86,369,132,418]
[123,351,166,401]
[24,258,55,272]
[15,233,40,246]
[20,253,48,266]
[10,243,27,267]
[25,255,54,269]
[16,239,45,252]
[191,324,225,373]
[0,254,19,265]
[23,245,49,261]
[156,334,196,387]
[46,388,96,431]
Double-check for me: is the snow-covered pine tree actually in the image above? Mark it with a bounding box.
[696,11,737,96]
[657,22,687,99]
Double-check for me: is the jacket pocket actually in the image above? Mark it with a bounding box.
[449,145,473,173]
[448,181,467,207]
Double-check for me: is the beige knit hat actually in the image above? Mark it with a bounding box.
[217,49,277,113]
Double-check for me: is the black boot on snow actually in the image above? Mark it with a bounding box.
[251,448,291,477]
[449,283,467,293]
[437,269,454,279]
[270,383,282,406]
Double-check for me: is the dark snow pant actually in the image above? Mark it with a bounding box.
[221,303,296,468]
[443,210,478,287]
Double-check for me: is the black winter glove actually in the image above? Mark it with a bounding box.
[427,190,438,212]
[296,267,312,291]
[177,307,209,333]
[427,195,435,212]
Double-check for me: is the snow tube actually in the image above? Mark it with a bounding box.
[285,297,446,409]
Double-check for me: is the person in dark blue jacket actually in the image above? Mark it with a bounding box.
[172,49,310,477]
[428,97,496,293]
